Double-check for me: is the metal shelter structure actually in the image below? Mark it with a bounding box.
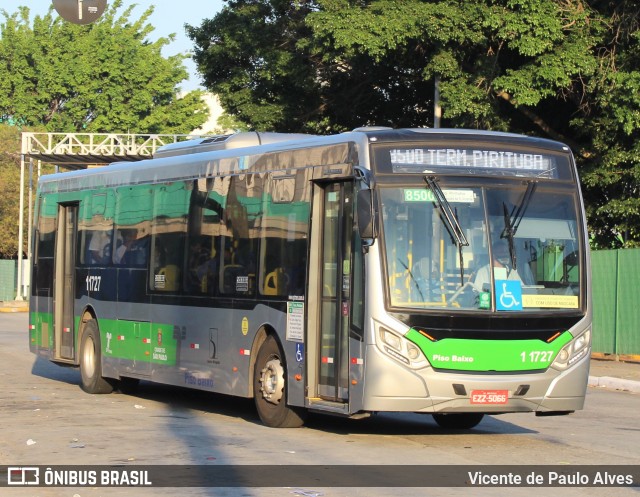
[16,132,212,300]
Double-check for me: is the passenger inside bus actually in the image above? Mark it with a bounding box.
[114,229,136,264]
[87,229,112,265]
[473,239,535,292]
[187,237,218,294]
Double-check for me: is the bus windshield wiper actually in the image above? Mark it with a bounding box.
[425,176,469,285]
[502,203,517,269]
[501,180,537,269]
[398,258,425,301]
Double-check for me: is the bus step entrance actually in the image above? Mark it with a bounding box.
[307,398,351,415]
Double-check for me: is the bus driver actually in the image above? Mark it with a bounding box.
[473,239,535,292]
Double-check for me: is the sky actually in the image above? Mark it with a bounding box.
[1,1,225,91]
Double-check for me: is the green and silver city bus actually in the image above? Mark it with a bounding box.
[29,128,591,429]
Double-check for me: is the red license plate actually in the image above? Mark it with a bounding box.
[470,390,509,405]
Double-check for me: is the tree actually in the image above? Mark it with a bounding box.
[0,124,59,259]
[188,0,597,133]
[0,2,211,258]
[0,1,208,134]
[0,125,25,258]
[189,0,640,247]
[575,1,640,248]
[187,0,323,132]
[187,0,438,133]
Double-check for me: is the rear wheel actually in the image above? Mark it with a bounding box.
[432,413,484,430]
[254,335,305,428]
[79,319,114,394]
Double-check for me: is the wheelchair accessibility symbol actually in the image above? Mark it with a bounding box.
[295,343,304,362]
[495,280,523,311]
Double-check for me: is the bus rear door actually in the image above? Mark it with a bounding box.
[53,203,78,362]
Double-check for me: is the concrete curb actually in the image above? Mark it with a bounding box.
[588,375,640,394]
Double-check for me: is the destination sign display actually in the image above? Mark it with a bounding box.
[390,148,553,172]
[372,142,574,180]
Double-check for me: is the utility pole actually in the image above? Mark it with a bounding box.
[15,154,25,300]
[434,76,442,129]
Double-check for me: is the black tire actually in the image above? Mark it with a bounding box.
[432,413,484,430]
[253,335,306,428]
[79,319,114,394]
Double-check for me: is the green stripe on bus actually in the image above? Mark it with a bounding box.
[406,328,573,372]
[99,319,178,366]
[30,313,177,366]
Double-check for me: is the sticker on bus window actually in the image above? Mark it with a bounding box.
[495,280,523,311]
[236,276,249,292]
[522,294,579,309]
[478,291,491,309]
[403,189,475,203]
[286,301,304,341]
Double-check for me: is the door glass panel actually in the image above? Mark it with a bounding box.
[318,182,352,401]
[55,205,77,360]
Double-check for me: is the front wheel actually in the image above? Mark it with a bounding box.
[79,319,114,394]
[253,335,305,428]
[432,413,484,430]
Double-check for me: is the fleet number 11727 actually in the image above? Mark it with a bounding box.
[521,350,554,363]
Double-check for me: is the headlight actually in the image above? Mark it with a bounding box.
[380,327,402,351]
[378,326,429,369]
[552,329,591,370]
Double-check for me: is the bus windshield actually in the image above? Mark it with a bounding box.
[380,184,582,312]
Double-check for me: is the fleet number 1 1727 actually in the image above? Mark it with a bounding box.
[521,350,554,363]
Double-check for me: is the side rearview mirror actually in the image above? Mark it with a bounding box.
[357,189,375,240]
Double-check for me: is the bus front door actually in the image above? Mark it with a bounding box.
[316,182,353,402]
[53,204,78,362]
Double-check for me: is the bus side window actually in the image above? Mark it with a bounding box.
[33,195,56,295]
[221,237,254,294]
[185,181,222,296]
[220,174,262,296]
[113,228,149,266]
[113,186,152,267]
[151,237,181,291]
[85,229,113,266]
[259,170,311,297]
[150,183,189,292]
[79,193,115,267]
[186,236,218,294]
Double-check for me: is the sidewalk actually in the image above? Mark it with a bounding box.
[2,299,639,393]
[588,357,640,394]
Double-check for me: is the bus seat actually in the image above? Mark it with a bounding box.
[263,267,286,296]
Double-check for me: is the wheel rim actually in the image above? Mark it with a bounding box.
[259,357,285,405]
[82,335,96,379]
